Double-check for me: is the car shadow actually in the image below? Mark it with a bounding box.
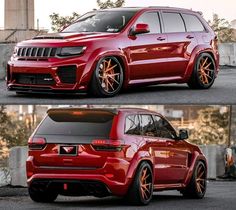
[50,194,187,208]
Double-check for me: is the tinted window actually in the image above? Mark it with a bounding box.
[63,11,137,33]
[36,110,114,140]
[140,115,156,137]
[162,12,185,33]
[125,115,141,135]
[182,14,205,32]
[153,115,176,139]
[135,12,161,34]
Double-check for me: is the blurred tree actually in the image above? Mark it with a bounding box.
[97,0,125,9]
[208,14,236,43]
[0,106,31,148]
[50,0,125,32]
[50,12,80,32]
[189,107,229,145]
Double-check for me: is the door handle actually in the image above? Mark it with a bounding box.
[186,35,194,39]
[157,37,166,41]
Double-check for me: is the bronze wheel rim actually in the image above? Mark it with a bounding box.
[140,167,152,201]
[196,164,206,194]
[198,56,215,85]
[98,58,122,94]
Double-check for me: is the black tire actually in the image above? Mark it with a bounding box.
[181,161,207,199]
[188,53,216,89]
[89,56,124,97]
[126,162,153,205]
[28,185,58,203]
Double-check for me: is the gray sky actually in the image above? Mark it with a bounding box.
[0,0,235,30]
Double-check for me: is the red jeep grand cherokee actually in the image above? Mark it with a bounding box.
[27,108,207,205]
[7,7,219,97]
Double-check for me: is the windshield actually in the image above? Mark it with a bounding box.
[62,10,137,33]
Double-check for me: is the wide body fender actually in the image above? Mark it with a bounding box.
[79,48,130,89]
[182,44,219,82]
[184,151,207,186]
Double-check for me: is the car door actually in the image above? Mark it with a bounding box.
[140,114,170,185]
[160,11,198,77]
[128,11,170,81]
[152,115,190,184]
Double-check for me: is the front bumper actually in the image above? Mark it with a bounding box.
[7,54,93,93]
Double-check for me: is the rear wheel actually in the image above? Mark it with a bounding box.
[181,161,207,199]
[126,162,153,205]
[188,53,216,89]
[28,185,58,203]
[90,56,124,97]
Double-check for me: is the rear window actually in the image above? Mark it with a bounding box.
[36,110,114,139]
[162,12,186,33]
[182,14,205,32]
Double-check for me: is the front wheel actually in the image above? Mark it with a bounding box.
[90,56,124,97]
[188,53,216,89]
[126,162,153,205]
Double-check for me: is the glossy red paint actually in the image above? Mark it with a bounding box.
[7,7,219,96]
[26,108,207,203]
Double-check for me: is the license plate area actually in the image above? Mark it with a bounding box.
[59,145,77,156]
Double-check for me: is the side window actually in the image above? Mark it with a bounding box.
[153,115,176,139]
[125,115,141,136]
[182,14,205,32]
[140,115,156,137]
[162,12,186,33]
[135,12,161,34]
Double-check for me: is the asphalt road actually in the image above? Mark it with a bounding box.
[1,67,236,105]
[0,181,235,210]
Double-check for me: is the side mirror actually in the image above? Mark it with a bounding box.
[178,129,188,140]
[130,23,150,36]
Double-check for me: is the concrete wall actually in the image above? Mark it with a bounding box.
[8,146,28,187]
[0,43,15,79]
[0,168,11,187]
[219,43,236,66]
[199,145,225,179]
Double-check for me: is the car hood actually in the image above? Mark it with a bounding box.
[18,32,117,46]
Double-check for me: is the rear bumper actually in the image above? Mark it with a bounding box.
[26,156,132,197]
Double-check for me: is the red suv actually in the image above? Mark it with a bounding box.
[27,108,207,205]
[7,7,219,97]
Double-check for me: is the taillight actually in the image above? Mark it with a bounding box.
[28,137,46,150]
[211,37,219,51]
[92,139,124,152]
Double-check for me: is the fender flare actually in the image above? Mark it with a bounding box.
[79,48,130,89]
[184,151,207,186]
[126,151,154,181]
[183,45,216,82]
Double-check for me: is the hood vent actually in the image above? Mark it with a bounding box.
[33,36,64,40]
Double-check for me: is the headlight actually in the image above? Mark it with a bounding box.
[57,46,87,57]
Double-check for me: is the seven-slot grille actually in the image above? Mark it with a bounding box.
[17,47,57,58]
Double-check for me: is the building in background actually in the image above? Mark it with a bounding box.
[0,0,45,43]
